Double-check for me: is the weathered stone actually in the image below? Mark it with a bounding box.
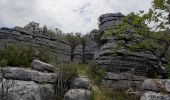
[72,76,91,90]
[143,79,170,93]
[94,13,163,77]
[101,72,145,90]
[73,45,83,63]
[64,89,91,100]
[0,79,55,100]
[31,60,56,72]
[0,27,71,62]
[2,67,57,84]
[140,91,170,100]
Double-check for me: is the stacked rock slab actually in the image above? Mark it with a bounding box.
[64,76,92,100]
[0,26,71,62]
[140,79,170,100]
[0,60,58,100]
[94,13,161,77]
[83,29,99,63]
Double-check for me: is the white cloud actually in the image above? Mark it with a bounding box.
[0,0,152,34]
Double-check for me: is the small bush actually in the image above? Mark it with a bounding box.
[0,45,55,67]
[35,48,56,63]
[87,62,106,84]
[0,45,35,67]
[55,63,78,100]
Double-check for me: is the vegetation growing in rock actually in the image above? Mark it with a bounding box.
[87,62,106,84]
[0,45,55,67]
[55,63,78,100]
[104,0,170,77]
[65,33,81,61]
[91,87,139,100]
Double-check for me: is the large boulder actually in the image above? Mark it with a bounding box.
[98,13,124,32]
[101,72,145,90]
[0,79,55,100]
[143,79,170,93]
[31,59,56,72]
[2,67,57,84]
[64,89,91,100]
[71,76,91,90]
[140,91,170,100]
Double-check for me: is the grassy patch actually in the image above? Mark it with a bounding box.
[91,87,139,100]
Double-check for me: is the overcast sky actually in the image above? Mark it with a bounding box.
[0,0,152,34]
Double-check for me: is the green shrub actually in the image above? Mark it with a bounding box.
[0,45,55,68]
[55,63,78,100]
[35,48,56,63]
[87,62,106,84]
[0,45,35,67]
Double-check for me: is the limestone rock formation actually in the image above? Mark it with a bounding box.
[2,67,57,84]
[0,27,71,62]
[83,29,99,62]
[71,76,92,90]
[64,89,91,100]
[0,79,55,100]
[64,76,92,100]
[94,13,164,77]
[101,72,145,90]
[98,13,124,32]
[140,79,170,100]
[31,59,56,72]
[73,45,83,63]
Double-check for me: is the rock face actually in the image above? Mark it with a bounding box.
[140,79,170,100]
[0,79,55,100]
[94,13,163,77]
[71,76,92,90]
[0,66,57,100]
[73,45,83,63]
[31,59,56,72]
[64,76,92,100]
[99,13,124,32]
[2,67,57,84]
[0,60,59,100]
[0,27,71,62]
[83,29,99,63]
[64,89,91,100]
[101,72,145,90]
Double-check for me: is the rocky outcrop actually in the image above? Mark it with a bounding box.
[83,29,99,63]
[31,59,56,72]
[0,67,57,100]
[0,79,55,100]
[73,45,83,63]
[0,27,71,62]
[71,76,92,90]
[98,13,124,32]
[64,76,92,100]
[94,13,164,77]
[140,79,170,100]
[2,67,57,84]
[64,89,91,100]
[101,72,145,90]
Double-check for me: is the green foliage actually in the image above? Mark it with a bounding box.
[91,87,139,100]
[0,45,55,67]
[87,62,106,84]
[65,33,81,61]
[35,48,56,63]
[55,63,78,100]
[0,45,35,67]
